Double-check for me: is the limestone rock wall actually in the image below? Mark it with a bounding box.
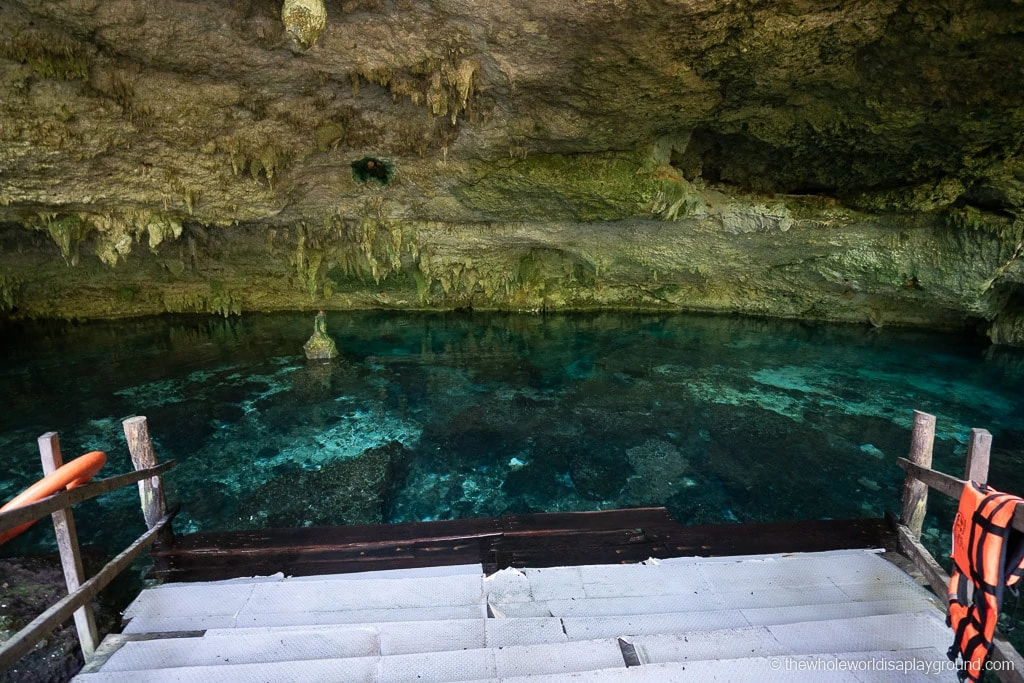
[0,0,1022,341]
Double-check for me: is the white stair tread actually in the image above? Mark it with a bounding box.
[98,628,380,671]
[94,610,950,676]
[75,640,626,682]
[75,635,957,683]
[560,598,937,641]
[492,577,935,619]
[181,593,933,654]
[86,550,957,680]
[771,610,949,655]
[123,603,488,634]
[74,655,379,682]
[124,573,483,621]
[492,646,954,682]
[494,552,914,604]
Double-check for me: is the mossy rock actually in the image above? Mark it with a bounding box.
[456,153,658,221]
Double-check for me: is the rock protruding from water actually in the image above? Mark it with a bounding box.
[237,440,410,527]
[304,310,338,360]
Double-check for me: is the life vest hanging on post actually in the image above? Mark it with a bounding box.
[947,481,1024,682]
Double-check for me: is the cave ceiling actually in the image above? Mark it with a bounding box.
[0,0,1023,337]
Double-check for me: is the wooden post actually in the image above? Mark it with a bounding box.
[900,410,936,539]
[122,417,173,546]
[965,428,993,485]
[37,432,99,661]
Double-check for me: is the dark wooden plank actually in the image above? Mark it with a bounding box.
[156,535,490,576]
[162,537,486,567]
[493,528,653,551]
[651,518,892,558]
[163,517,503,553]
[157,551,485,582]
[153,511,893,584]
[155,541,485,582]
[497,544,663,569]
[501,507,675,532]
[153,532,502,562]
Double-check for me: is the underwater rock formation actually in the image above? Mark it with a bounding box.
[238,440,408,527]
[0,0,1022,342]
[303,310,339,359]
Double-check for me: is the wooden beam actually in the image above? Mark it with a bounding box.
[897,457,964,500]
[900,410,936,538]
[966,428,993,484]
[0,513,173,671]
[0,461,176,535]
[37,433,98,662]
[895,522,951,598]
[898,457,1024,535]
[122,416,172,546]
[896,523,1024,682]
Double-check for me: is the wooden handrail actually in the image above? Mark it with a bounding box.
[1,417,174,673]
[897,411,1024,682]
[0,460,176,535]
[0,511,174,671]
[895,523,1024,679]
[897,457,1024,534]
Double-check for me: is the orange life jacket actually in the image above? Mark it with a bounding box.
[947,481,1024,682]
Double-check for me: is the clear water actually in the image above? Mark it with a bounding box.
[2,311,1024,563]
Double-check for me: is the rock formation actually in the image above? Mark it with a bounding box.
[0,0,1021,342]
[303,309,338,358]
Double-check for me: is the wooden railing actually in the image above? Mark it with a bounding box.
[0,416,175,671]
[896,410,1024,683]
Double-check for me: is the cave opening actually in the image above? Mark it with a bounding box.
[351,157,392,185]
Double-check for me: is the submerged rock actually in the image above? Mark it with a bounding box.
[303,310,338,360]
[238,440,410,527]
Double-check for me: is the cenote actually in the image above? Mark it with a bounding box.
[2,310,1024,564]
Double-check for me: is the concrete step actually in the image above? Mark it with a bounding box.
[122,572,484,634]
[75,638,625,682]
[490,647,955,682]
[76,646,957,683]
[81,609,950,680]
[559,598,938,640]
[112,593,935,669]
[122,602,489,634]
[486,551,917,604]
[491,574,937,618]
[102,618,572,669]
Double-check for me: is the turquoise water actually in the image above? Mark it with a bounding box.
[2,311,1024,561]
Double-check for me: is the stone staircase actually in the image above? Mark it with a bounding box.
[75,549,957,682]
